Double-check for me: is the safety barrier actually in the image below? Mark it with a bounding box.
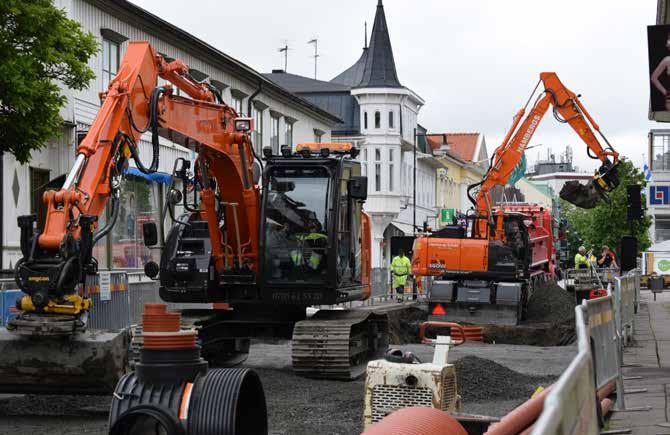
[532,272,638,434]
[614,272,637,344]
[531,304,599,434]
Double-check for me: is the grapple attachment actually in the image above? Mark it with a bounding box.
[559,161,619,209]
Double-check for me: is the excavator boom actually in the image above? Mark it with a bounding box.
[6,41,259,393]
[474,72,619,226]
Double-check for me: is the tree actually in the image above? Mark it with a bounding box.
[0,0,97,163]
[561,158,651,260]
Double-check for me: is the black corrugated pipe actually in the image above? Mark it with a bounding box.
[109,368,267,435]
[109,304,267,435]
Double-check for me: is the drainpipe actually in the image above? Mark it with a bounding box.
[0,151,3,270]
[246,82,264,173]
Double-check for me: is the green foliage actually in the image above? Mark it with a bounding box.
[561,158,651,259]
[0,0,97,163]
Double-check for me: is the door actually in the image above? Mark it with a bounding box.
[30,167,50,232]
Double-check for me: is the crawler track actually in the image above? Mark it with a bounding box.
[291,310,388,380]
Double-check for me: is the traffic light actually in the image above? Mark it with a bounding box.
[627,184,643,221]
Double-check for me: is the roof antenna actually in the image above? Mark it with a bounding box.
[278,42,289,72]
[364,21,368,49]
[308,38,319,80]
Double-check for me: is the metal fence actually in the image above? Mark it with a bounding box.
[533,271,640,434]
[532,305,599,434]
[0,271,161,330]
[585,289,623,397]
[614,273,637,344]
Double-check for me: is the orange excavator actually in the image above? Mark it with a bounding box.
[412,72,620,325]
[5,41,386,393]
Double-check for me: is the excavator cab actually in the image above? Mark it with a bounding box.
[158,143,371,306]
[259,148,368,304]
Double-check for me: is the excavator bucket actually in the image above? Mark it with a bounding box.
[0,328,129,394]
[559,180,608,209]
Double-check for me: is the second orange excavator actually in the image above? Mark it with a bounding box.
[412,72,620,325]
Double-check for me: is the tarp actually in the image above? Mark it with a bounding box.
[124,167,172,185]
[507,153,526,187]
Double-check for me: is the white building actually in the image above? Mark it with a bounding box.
[266,0,437,271]
[0,0,340,270]
[647,130,670,243]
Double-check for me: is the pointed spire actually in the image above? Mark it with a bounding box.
[357,0,401,88]
[364,21,368,49]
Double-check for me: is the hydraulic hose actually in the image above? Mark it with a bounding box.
[93,194,119,244]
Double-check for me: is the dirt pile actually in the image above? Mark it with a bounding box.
[454,355,555,402]
[525,281,576,324]
[387,306,427,344]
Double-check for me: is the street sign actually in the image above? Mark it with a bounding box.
[440,208,456,223]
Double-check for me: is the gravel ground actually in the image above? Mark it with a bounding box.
[0,340,574,435]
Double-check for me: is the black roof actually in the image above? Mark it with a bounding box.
[331,48,369,87]
[263,71,351,93]
[355,0,401,88]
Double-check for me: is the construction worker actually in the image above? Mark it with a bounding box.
[597,245,618,269]
[290,219,327,271]
[574,246,590,269]
[391,249,412,302]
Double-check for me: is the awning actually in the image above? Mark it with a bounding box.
[125,167,173,185]
[389,221,415,236]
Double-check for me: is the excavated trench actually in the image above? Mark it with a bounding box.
[389,281,577,346]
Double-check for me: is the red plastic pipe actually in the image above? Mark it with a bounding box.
[362,407,467,435]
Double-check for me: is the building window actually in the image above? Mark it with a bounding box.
[375,148,381,192]
[389,149,394,192]
[315,132,323,143]
[252,105,263,153]
[652,132,670,171]
[375,111,381,129]
[389,111,394,129]
[232,96,243,116]
[102,38,120,90]
[285,121,293,148]
[364,112,368,129]
[270,115,280,153]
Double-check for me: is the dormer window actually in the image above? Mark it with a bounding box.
[375,111,381,129]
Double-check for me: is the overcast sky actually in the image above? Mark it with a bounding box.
[134,0,656,171]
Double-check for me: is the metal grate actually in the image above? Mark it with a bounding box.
[441,372,457,410]
[371,385,433,423]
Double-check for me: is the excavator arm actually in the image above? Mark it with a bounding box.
[471,72,620,238]
[15,41,258,318]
